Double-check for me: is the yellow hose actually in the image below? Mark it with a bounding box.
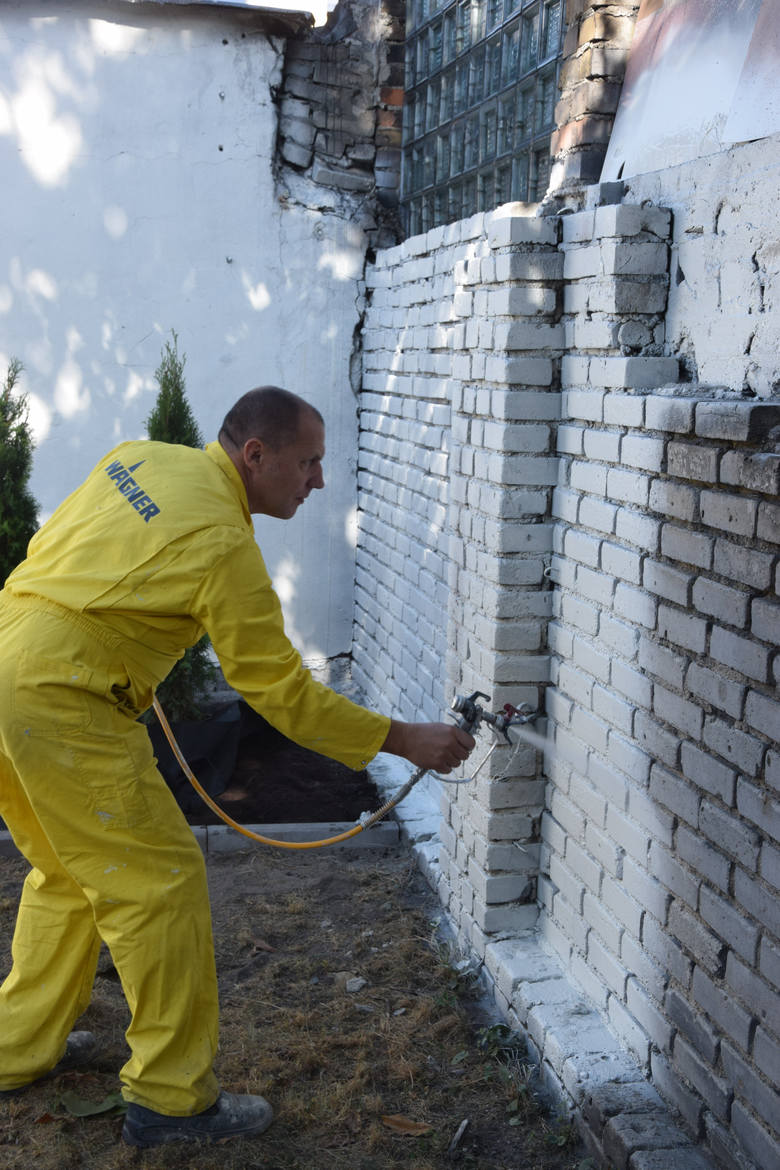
[152,696,421,851]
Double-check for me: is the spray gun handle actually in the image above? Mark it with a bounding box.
[450,691,491,734]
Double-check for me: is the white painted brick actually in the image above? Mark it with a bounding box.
[588,755,629,809]
[590,355,679,390]
[714,538,774,591]
[482,421,550,453]
[643,559,693,605]
[733,872,780,945]
[615,507,660,551]
[649,478,698,522]
[496,320,565,350]
[638,636,686,688]
[561,593,600,634]
[486,211,559,246]
[576,565,617,606]
[603,393,646,428]
[484,354,554,385]
[645,395,696,434]
[564,387,605,422]
[592,684,634,733]
[563,244,601,280]
[752,597,780,646]
[561,354,592,388]
[561,209,595,243]
[578,495,617,533]
[572,637,611,682]
[621,434,666,473]
[660,524,713,570]
[757,499,780,544]
[583,429,621,462]
[565,837,602,893]
[626,980,673,1053]
[494,250,564,281]
[710,627,770,683]
[702,716,765,777]
[700,490,757,538]
[653,683,703,739]
[614,583,658,629]
[737,779,780,843]
[607,467,650,506]
[585,821,623,876]
[700,886,759,964]
[608,730,653,784]
[667,441,720,483]
[558,424,585,455]
[657,604,707,653]
[571,460,608,495]
[488,285,557,315]
[564,529,601,566]
[593,203,671,239]
[634,710,680,769]
[600,239,668,276]
[745,689,780,742]
[606,996,650,1066]
[680,741,736,804]
[599,613,640,659]
[611,660,652,708]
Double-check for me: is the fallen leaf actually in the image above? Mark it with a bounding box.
[58,1090,126,1117]
[381,1114,433,1136]
[251,938,276,954]
[34,1112,60,1124]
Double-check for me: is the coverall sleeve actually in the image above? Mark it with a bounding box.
[190,534,391,772]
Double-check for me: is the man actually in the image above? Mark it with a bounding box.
[0,386,474,1147]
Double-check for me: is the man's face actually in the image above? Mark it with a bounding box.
[245,411,325,518]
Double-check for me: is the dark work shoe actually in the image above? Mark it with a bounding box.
[121,1091,274,1147]
[0,1030,97,1096]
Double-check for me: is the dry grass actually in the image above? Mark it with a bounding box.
[0,846,589,1170]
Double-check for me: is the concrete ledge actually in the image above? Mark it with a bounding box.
[0,820,401,861]
[481,934,718,1170]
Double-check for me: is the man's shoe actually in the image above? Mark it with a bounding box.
[121,1091,274,1147]
[0,1030,97,1096]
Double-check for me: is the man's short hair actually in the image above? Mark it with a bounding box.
[219,387,323,451]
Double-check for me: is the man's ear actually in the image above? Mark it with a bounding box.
[242,438,264,467]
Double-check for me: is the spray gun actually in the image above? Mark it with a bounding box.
[446,691,540,784]
[154,689,540,851]
[450,691,538,738]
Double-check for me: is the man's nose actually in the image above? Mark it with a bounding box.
[310,466,324,490]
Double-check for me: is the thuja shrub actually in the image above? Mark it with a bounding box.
[0,359,39,586]
[146,333,217,721]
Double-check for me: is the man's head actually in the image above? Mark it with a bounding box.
[219,387,325,518]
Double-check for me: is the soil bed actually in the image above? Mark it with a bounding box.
[153,702,383,825]
[0,847,588,1170]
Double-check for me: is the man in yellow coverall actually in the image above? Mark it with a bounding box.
[0,386,474,1147]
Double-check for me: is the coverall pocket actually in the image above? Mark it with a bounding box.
[13,652,94,736]
[77,731,156,833]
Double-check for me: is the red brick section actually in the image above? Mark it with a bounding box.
[545,0,640,211]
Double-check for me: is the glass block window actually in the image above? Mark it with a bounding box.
[402,0,564,237]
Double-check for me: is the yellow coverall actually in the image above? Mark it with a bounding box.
[0,439,390,1113]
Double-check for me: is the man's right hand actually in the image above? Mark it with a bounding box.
[381,720,475,774]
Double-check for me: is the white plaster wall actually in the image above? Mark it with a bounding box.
[0,0,364,658]
[620,133,780,399]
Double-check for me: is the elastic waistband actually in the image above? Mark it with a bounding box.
[0,592,126,653]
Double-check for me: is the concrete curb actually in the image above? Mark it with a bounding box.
[0,820,401,861]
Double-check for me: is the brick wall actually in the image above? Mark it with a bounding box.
[545,0,640,211]
[358,200,779,1170]
[276,0,404,247]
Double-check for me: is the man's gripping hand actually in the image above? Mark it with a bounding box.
[381,720,475,774]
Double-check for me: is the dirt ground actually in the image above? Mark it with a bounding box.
[0,842,591,1170]
[0,721,591,1169]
